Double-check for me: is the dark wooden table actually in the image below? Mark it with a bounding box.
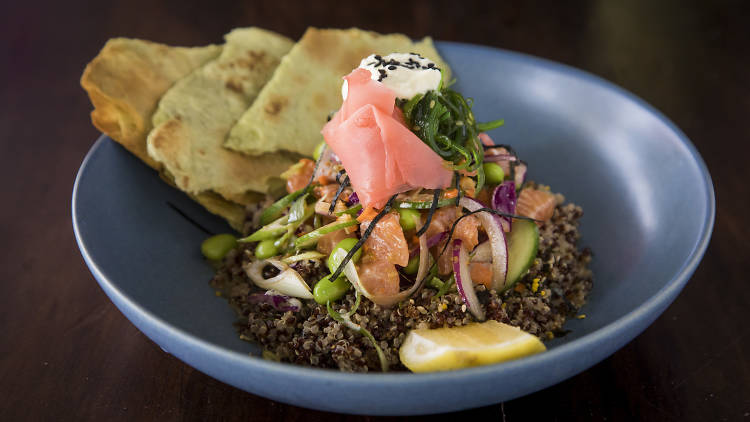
[2,0,748,420]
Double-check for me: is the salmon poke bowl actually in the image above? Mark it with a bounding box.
[207,53,593,373]
[73,27,714,414]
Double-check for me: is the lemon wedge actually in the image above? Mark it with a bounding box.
[399,320,546,372]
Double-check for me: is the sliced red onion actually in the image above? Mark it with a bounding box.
[491,181,516,232]
[459,197,508,291]
[514,162,527,188]
[247,290,302,312]
[347,191,359,206]
[409,231,446,258]
[452,239,485,321]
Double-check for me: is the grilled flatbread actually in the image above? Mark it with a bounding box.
[81,38,221,169]
[224,27,451,157]
[146,27,296,206]
[80,36,267,231]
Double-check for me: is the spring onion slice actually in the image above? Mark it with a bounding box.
[335,203,363,216]
[259,188,305,226]
[294,218,359,249]
[287,193,309,224]
[239,214,289,243]
[476,119,505,132]
[282,251,326,264]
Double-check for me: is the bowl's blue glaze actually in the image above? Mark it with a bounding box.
[72,42,714,415]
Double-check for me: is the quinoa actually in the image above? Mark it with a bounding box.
[210,194,593,372]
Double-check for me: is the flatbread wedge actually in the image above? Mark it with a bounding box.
[80,37,255,230]
[225,27,452,157]
[146,27,296,206]
[81,38,221,169]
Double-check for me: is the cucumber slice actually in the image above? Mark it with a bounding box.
[504,219,539,290]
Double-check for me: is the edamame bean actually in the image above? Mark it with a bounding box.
[200,234,237,261]
[397,208,421,231]
[255,238,279,259]
[313,274,350,304]
[327,237,362,273]
[313,140,327,161]
[483,162,505,185]
[403,255,420,275]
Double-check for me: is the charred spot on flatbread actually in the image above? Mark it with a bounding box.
[264,96,288,117]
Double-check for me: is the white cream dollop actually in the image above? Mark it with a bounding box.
[341,52,442,101]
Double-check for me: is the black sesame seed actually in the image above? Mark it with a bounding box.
[388,65,397,70]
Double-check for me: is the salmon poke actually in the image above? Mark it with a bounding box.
[206,52,593,372]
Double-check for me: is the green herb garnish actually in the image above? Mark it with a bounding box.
[402,87,503,193]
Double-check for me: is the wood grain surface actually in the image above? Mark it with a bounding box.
[1,0,748,420]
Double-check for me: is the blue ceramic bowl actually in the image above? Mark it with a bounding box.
[72,42,714,415]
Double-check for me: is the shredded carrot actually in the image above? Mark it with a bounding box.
[357,205,379,223]
[444,188,458,199]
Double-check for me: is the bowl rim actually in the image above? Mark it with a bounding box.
[72,41,715,388]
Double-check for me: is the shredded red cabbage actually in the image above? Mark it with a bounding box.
[491,181,516,232]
